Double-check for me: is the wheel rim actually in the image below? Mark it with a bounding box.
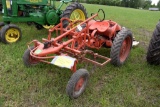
[119,36,132,62]
[28,49,39,64]
[70,9,86,26]
[5,28,20,43]
[74,77,85,95]
[29,56,39,64]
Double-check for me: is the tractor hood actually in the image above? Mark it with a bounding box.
[17,0,48,5]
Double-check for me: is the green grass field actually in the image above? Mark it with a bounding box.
[0,2,160,107]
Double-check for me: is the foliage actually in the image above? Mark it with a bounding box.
[74,0,155,9]
[157,0,160,9]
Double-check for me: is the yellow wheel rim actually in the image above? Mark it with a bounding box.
[70,9,86,26]
[43,25,55,29]
[5,28,20,43]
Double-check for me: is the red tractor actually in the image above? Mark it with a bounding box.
[23,9,133,99]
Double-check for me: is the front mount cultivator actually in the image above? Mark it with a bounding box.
[23,9,133,99]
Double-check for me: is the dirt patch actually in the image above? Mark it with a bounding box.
[139,28,152,37]
[134,28,153,50]
[139,41,148,50]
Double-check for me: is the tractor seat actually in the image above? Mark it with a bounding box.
[89,21,109,33]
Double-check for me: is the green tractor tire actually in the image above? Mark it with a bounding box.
[0,22,5,29]
[61,2,87,28]
[0,24,22,44]
[0,22,5,42]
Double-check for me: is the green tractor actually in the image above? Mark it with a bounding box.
[0,0,87,44]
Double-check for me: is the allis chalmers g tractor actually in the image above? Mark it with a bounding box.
[0,0,87,44]
[23,9,133,99]
[146,22,160,65]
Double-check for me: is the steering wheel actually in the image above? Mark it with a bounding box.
[91,9,105,22]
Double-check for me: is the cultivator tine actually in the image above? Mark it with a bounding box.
[81,50,111,67]
[91,64,97,73]
[84,61,97,74]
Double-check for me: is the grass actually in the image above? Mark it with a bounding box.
[0,2,160,107]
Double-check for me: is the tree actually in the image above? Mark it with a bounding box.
[99,0,106,5]
[143,0,152,9]
[74,0,152,9]
[157,0,160,9]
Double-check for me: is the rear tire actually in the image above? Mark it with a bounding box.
[110,28,133,66]
[66,69,89,99]
[0,24,22,44]
[61,2,87,28]
[146,22,160,65]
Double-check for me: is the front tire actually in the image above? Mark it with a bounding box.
[0,22,5,30]
[35,24,43,30]
[110,28,133,66]
[61,2,87,28]
[146,22,160,65]
[66,69,89,99]
[0,22,5,42]
[0,24,22,44]
[23,47,39,67]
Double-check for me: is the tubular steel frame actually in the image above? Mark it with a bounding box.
[27,13,111,72]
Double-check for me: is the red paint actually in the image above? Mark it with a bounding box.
[26,13,123,72]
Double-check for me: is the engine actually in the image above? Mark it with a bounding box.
[5,0,59,25]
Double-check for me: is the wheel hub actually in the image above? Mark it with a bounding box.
[75,77,84,91]
[119,36,132,62]
[5,28,20,43]
[120,41,127,56]
[70,9,85,26]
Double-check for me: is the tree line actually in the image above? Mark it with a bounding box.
[72,0,160,9]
